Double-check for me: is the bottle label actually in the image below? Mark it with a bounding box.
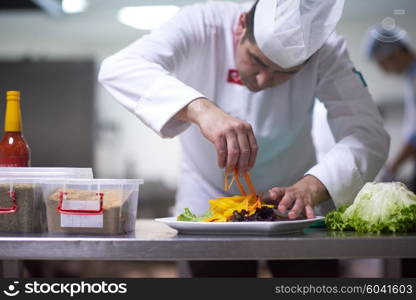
[0,156,29,167]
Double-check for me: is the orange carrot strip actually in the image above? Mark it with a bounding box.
[224,171,236,191]
[224,172,228,191]
[247,195,263,213]
[244,195,249,211]
[233,169,246,195]
[255,194,262,209]
[248,195,258,211]
[226,176,235,191]
[243,172,257,195]
[249,203,258,212]
[257,193,263,201]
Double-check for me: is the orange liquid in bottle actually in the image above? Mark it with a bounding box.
[0,91,31,167]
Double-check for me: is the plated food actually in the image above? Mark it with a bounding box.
[156,216,323,235]
[177,170,303,223]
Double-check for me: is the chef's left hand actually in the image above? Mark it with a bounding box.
[267,175,330,219]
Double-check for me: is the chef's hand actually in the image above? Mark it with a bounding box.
[174,98,258,173]
[267,175,330,219]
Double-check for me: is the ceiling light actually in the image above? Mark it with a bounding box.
[62,0,88,14]
[118,6,180,31]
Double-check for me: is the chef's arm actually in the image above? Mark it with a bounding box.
[174,97,258,173]
[99,4,258,173]
[99,5,209,139]
[306,34,390,208]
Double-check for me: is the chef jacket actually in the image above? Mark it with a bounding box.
[99,1,389,216]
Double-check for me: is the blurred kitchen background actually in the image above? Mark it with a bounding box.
[0,0,415,278]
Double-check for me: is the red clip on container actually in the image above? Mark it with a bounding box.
[43,178,143,235]
[57,191,104,215]
[0,191,16,214]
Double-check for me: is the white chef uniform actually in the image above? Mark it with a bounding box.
[99,1,389,216]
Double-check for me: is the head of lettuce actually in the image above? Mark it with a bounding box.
[325,182,416,233]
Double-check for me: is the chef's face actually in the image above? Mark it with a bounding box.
[235,39,302,91]
[235,13,303,92]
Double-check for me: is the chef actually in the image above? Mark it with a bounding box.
[99,0,389,277]
[365,25,416,187]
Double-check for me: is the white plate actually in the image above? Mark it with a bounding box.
[155,216,324,236]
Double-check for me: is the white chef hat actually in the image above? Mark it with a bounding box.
[254,0,345,68]
[364,24,410,60]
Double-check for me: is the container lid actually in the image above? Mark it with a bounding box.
[0,167,93,179]
[44,178,143,184]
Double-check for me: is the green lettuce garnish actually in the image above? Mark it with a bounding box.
[325,182,416,233]
[177,208,211,222]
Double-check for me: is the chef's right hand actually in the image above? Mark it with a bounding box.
[174,98,258,173]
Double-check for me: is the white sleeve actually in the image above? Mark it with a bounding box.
[306,34,390,208]
[98,5,208,138]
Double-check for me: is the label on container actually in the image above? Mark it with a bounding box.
[60,200,103,228]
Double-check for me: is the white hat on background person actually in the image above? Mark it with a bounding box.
[254,0,345,68]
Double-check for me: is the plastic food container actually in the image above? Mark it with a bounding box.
[0,168,93,234]
[43,179,143,235]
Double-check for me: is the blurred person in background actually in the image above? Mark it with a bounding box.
[365,24,416,277]
[99,0,389,277]
[365,25,416,187]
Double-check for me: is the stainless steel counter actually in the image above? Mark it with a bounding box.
[0,220,415,261]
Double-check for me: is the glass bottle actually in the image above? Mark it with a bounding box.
[0,91,31,167]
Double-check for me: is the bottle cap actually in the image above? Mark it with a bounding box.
[4,91,22,132]
[6,91,20,101]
